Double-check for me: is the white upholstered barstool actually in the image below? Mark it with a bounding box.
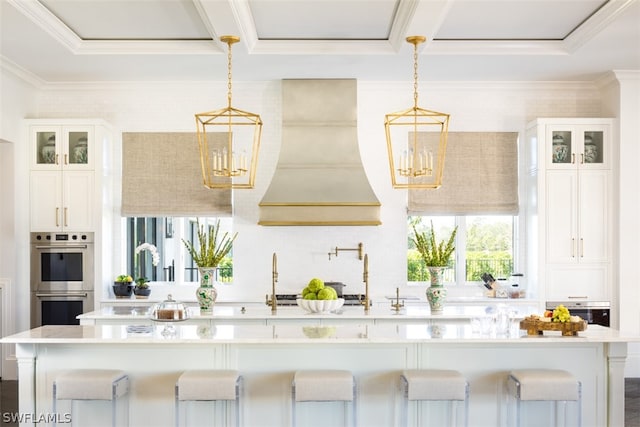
[292,370,356,427]
[175,370,243,427]
[507,369,581,427]
[399,370,469,427]
[52,369,129,427]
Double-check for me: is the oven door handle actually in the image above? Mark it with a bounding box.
[35,292,89,298]
[34,245,89,250]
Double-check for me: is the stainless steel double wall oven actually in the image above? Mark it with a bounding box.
[30,232,94,328]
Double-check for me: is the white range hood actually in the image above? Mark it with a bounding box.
[258,79,381,226]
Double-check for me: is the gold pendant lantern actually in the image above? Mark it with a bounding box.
[196,35,263,189]
[384,36,449,189]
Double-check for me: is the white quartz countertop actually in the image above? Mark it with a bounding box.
[3,323,636,345]
[80,303,539,321]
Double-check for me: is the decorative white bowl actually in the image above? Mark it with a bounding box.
[296,298,345,313]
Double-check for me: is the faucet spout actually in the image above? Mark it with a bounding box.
[328,242,364,260]
[266,252,278,313]
[362,253,370,314]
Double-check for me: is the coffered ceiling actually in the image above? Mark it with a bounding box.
[1,0,639,84]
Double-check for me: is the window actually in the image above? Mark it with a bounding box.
[408,215,515,285]
[125,217,234,284]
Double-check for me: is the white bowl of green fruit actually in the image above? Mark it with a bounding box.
[297,298,345,313]
[297,278,344,313]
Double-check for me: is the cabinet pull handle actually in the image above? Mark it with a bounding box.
[571,153,575,164]
[55,207,59,227]
[580,238,584,257]
[568,296,588,299]
[55,154,59,165]
[64,207,68,227]
[64,154,68,165]
[580,153,584,164]
[571,238,575,257]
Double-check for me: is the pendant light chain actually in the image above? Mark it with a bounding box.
[226,40,233,109]
[413,41,419,109]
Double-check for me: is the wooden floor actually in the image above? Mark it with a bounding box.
[628,378,640,427]
[0,378,639,426]
[0,380,18,427]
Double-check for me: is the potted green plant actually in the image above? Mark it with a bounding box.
[113,274,133,299]
[182,219,237,313]
[133,277,151,299]
[411,221,457,314]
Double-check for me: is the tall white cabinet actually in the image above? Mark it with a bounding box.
[526,118,613,303]
[28,121,111,232]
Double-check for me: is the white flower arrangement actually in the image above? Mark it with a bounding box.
[134,243,160,288]
[135,243,160,266]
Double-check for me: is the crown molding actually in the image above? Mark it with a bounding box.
[427,39,568,56]
[563,0,636,53]
[0,55,45,89]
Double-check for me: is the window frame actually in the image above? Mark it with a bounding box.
[408,215,518,287]
[124,216,234,285]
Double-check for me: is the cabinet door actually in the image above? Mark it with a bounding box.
[546,170,577,263]
[578,170,609,263]
[546,264,608,301]
[578,125,609,170]
[31,126,61,170]
[63,126,94,170]
[545,125,575,169]
[30,171,62,231]
[63,171,94,231]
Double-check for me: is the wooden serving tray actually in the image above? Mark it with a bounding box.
[520,317,587,336]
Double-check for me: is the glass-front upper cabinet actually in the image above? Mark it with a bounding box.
[546,124,609,170]
[31,126,94,170]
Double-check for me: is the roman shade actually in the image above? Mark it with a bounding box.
[408,132,519,215]
[121,132,231,216]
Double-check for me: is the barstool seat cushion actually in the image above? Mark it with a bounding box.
[177,370,240,401]
[402,369,467,401]
[510,369,579,401]
[294,370,354,402]
[55,369,128,400]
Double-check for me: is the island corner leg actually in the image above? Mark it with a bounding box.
[15,343,36,427]
[607,342,627,427]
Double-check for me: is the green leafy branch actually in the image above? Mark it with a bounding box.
[182,219,237,268]
[411,220,457,267]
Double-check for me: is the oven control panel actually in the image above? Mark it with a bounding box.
[31,232,94,243]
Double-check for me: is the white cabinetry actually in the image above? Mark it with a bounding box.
[28,121,110,232]
[526,118,613,302]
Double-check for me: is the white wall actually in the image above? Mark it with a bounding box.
[601,71,640,376]
[1,72,37,340]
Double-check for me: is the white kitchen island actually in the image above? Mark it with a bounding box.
[1,321,633,427]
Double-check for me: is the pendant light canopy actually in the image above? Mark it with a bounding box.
[384,36,450,189]
[196,35,263,189]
